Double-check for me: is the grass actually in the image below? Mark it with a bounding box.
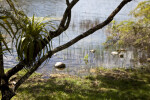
[2,67,150,100]
[4,68,41,78]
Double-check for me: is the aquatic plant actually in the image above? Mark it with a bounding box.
[84,54,89,65]
[84,54,89,61]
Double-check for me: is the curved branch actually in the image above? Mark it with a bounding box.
[50,0,78,37]
[5,0,78,79]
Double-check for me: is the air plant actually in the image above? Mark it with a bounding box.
[16,15,54,64]
[0,0,56,66]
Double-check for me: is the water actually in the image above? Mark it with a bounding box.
[1,0,143,75]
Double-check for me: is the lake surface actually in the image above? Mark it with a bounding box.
[1,0,143,75]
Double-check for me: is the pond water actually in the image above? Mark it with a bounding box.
[1,0,144,75]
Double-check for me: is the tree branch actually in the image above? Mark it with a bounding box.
[6,0,132,81]
[14,52,53,91]
[50,0,78,37]
[0,34,5,87]
[51,0,132,53]
[13,0,132,90]
[5,0,78,80]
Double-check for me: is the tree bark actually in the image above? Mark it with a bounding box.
[0,33,5,87]
[14,53,53,91]
[1,84,15,100]
[0,33,14,100]
[0,36,15,100]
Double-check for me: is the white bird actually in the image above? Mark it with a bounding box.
[54,62,66,70]
[90,50,96,53]
[111,51,119,55]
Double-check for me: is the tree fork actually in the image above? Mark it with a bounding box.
[5,0,78,80]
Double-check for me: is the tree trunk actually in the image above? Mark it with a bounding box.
[0,33,15,99]
[1,84,15,100]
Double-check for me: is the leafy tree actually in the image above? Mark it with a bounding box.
[105,0,150,53]
[0,0,132,99]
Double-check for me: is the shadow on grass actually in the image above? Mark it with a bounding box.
[95,75,150,100]
[15,70,150,100]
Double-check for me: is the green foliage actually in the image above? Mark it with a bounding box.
[105,0,150,50]
[0,0,55,64]
[4,68,41,78]
[0,1,27,54]
[16,15,53,63]
[130,0,150,18]
[84,54,89,61]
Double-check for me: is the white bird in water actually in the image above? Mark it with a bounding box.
[90,50,96,53]
[111,50,125,58]
[111,51,119,55]
[54,62,66,70]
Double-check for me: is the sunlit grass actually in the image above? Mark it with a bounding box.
[2,67,150,100]
[4,68,41,78]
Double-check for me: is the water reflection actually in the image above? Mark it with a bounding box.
[1,0,144,75]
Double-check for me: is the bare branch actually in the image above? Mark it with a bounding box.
[5,61,25,80]
[14,52,53,91]
[50,0,79,37]
[61,0,71,31]
[66,0,70,6]
[64,0,71,30]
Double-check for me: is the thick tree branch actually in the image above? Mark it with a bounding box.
[50,0,78,37]
[5,0,78,80]
[14,52,53,91]
[5,61,25,80]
